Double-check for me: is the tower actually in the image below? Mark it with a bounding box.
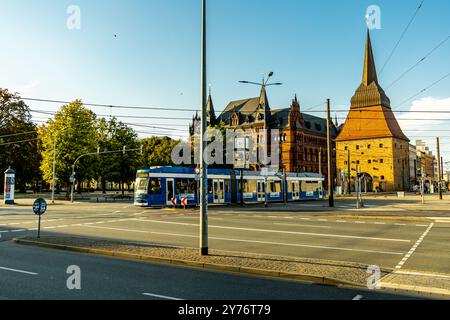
[335,30,410,192]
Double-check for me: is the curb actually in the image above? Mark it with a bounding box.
[13,238,362,289]
[381,282,450,299]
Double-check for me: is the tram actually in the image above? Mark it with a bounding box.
[134,167,324,207]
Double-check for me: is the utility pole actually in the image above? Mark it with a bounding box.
[51,139,57,204]
[421,164,425,205]
[199,0,209,256]
[437,137,443,200]
[326,99,334,207]
[347,149,351,195]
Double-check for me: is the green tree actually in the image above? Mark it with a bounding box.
[96,117,141,195]
[39,100,98,197]
[140,136,180,167]
[0,88,41,193]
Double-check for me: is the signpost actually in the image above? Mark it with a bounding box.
[33,198,47,238]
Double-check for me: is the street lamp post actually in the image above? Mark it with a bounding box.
[239,72,282,208]
[51,139,57,204]
[199,0,208,256]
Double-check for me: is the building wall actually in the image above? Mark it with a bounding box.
[336,137,409,192]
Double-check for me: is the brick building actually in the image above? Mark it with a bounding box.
[190,86,337,181]
[336,31,410,192]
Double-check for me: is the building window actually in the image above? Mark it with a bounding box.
[379,144,384,148]
[380,159,384,164]
[356,145,360,150]
[356,160,360,165]
[368,144,371,149]
[368,160,372,164]
[344,146,348,151]
[344,161,348,165]
[381,176,385,180]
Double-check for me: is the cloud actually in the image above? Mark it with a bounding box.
[397,96,450,171]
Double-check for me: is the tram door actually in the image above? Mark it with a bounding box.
[166,178,175,205]
[257,181,266,202]
[292,181,300,201]
[213,179,225,204]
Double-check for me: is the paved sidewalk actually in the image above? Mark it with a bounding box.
[382,270,450,298]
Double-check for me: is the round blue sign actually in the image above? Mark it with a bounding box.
[33,198,47,216]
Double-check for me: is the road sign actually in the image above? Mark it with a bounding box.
[33,198,47,216]
[33,198,47,239]
[171,197,177,206]
[181,198,188,206]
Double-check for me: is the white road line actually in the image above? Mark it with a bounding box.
[136,219,411,243]
[0,266,38,276]
[352,295,363,300]
[142,292,183,300]
[274,223,332,229]
[394,270,450,280]
[395,223,434,270]
[84,225,404,256]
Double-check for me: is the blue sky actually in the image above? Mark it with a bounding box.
[0,0,449,162]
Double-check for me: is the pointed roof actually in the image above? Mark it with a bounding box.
[206,92,216,125]
[350,30,391,109]
[258,85,270,110]
[337,31,409,142]
[363,30,378,86]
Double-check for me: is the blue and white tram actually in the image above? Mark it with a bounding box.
[134,167,324,207]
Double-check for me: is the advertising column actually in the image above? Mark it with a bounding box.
[4,167,15,205]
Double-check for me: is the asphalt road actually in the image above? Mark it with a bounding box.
[1,200,449,299]
[0,241,415,300]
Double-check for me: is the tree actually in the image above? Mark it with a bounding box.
[96,117,141,195]
[0,88,41,193]
[140,136,180,167]
[39,100,98,197]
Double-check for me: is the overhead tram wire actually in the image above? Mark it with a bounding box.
[379,0,426,77]
[394,71,450,110]
[21,97,200,112]
[0,131,37,139]
[29,109,192,121]
[386,35,450,89]
[0,137,40,146]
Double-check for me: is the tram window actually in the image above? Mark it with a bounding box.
[136,178,148,191]
[244,180,256,193]
[188,179,196,194]
[269,181,282,192]
[176,179,188,194]
[302,181,319,192]
[149,178,162,194]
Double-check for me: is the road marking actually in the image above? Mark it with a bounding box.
[354,221,366,224]
[0,266,38,276]
[374,222,385,225]
[142,292,183,300]
[274,223,332,229]
[136,219,411,243]
[394,270,450,280]
[352,295,363,300]
[84,225,404,256]
[395,223,434,270]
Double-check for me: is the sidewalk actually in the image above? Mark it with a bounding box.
[382,270,450,298]
[14,236,384,288]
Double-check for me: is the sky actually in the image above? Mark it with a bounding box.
[0,0,449,168]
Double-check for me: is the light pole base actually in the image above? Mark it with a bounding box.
[200,247,209,256]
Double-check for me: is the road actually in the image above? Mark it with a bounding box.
[1,200,449,299]
[0,241,414,300]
